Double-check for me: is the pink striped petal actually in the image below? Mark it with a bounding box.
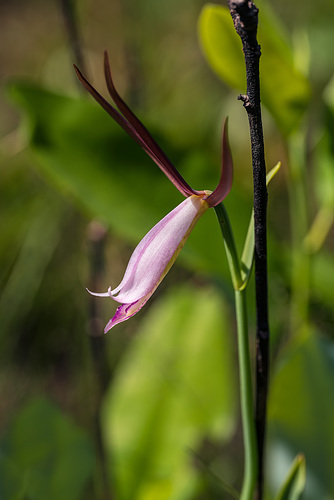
[88,195,209,332]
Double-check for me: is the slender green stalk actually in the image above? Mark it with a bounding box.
[214,203,242,289]
[235,289,258,500]
[86,221,113,500]
[215,204,258,499]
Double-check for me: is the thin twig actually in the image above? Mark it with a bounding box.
[87,221,113,500]
[60,0,87,75]
[227,2,269,499]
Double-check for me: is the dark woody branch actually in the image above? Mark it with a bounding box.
[227,2,269,499]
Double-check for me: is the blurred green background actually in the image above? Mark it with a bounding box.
[1,0,334,499]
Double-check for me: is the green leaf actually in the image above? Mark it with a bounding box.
[198,5,245,91]
[313,89,334,207]
[274,454,306,500]
[0,195,64,356]
[313,132,334,210]
[0,397,95,500]
[198,4,311,135]
[304,87,334,251]
[0,457,26,500]
[268,331,334,499]
[240,162,281,287]
[310,250,334,313]
[101,285,237,500]
[8,81,169,241]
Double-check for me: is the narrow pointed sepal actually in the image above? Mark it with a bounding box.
[206,118,233,207]
[74,54,202,199]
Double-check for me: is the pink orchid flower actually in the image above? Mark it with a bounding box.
[74,52,233,332]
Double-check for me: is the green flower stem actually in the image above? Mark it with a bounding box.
[214,204,258,500]
[214,203,242,289]
[235,288,258,500]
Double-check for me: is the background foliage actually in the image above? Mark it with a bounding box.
[1,0,334,498]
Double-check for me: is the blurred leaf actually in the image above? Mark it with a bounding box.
[303,205,334,254]
[268,331,334,499]
[314,84,334,208]
[198,3,311,134]
[274,454,306,500]
[240,161,282,286]
[304,85,334,252]
[8,81,166,240]
[311,250,334,314]
[0,397,94,500]
[0,195,64,356]
[102,285,237,500]
[0,457,25,500]
[314,130,334,209]
[7,81,251,279]
[199,5,245,90]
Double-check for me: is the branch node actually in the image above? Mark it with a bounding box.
[238,94,255,112]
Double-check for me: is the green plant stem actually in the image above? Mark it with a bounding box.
[86,221,113,500]
[214,203,242,289]
[215,204,257,499]
[60,0,87,74]
[235,288,258,500]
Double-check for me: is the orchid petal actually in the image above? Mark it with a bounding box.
[88,195,209,332]
[206,118,233,207]
[111,195,208,302]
